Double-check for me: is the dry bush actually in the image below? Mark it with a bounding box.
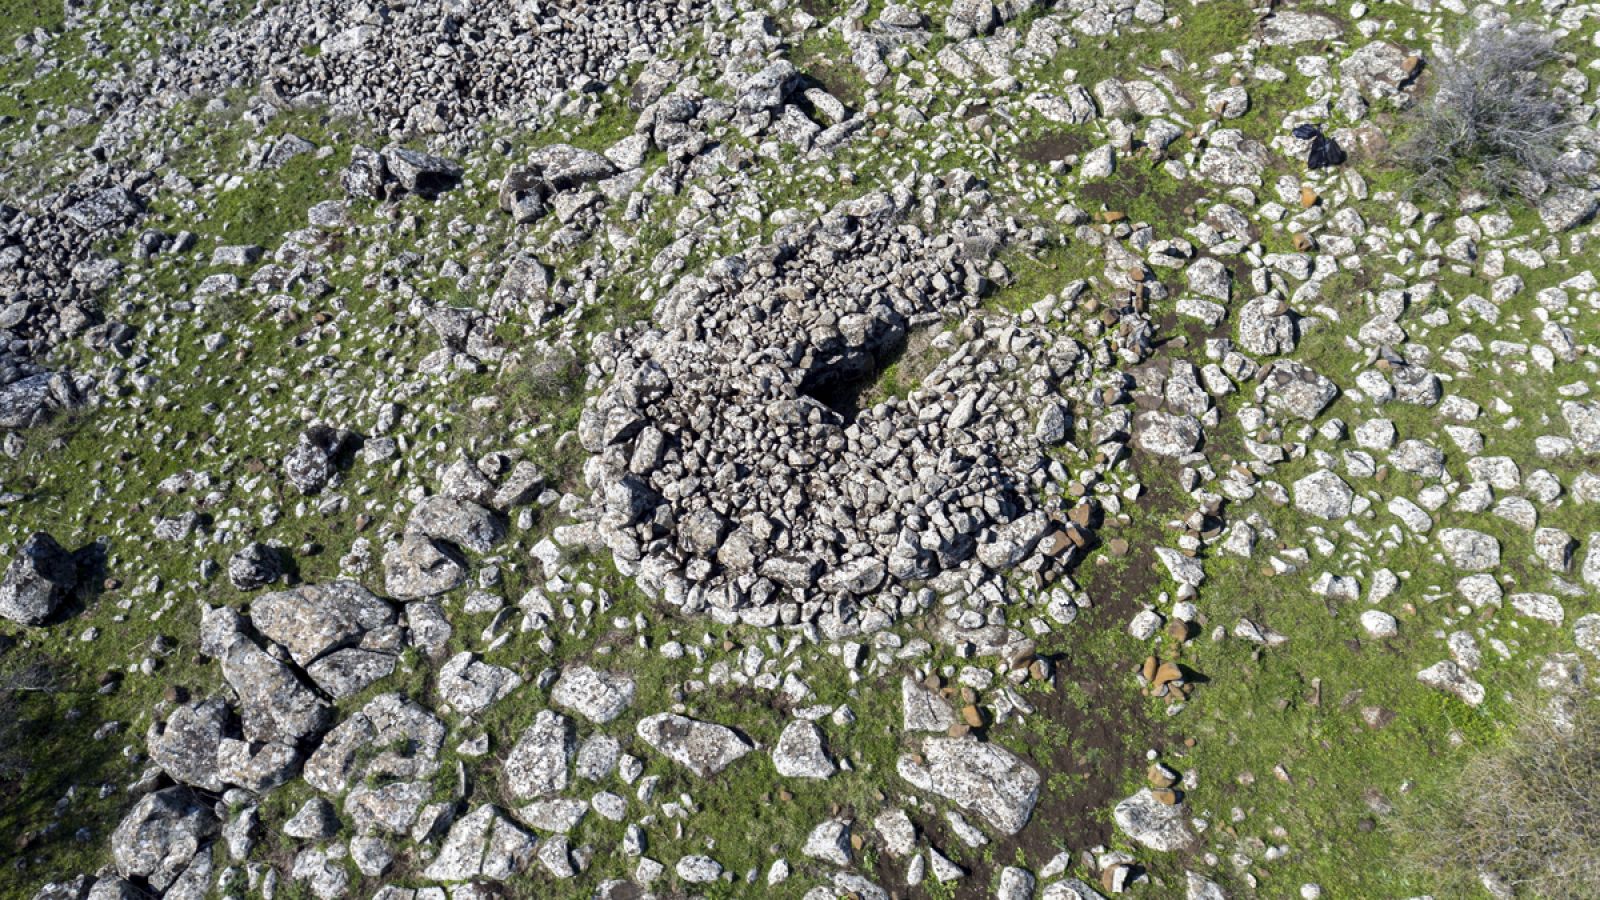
[1395,692,1600,898]
[1396,21,1571,200]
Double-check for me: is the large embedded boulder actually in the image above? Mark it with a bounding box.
[635,714,754,777]
[550,666,636,724]
[250,581,397,668]
[1113,788,1196,851]
[896,737,1040,835]
[304,694,446,794]
[0,532,77,625]
[146,698,232,792]
[111,788,219,884]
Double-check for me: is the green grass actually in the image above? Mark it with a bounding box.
[0,0,66,45]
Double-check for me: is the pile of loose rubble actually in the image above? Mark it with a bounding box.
[573,183,1098,632]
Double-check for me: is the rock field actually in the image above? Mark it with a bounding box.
[2,0,1600,897]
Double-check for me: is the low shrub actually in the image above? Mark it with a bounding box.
[1394,690,1600,897]
[1395,22,1572,200]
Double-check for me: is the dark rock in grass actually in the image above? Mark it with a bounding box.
[226,542,283,591]
[0,532,78,625]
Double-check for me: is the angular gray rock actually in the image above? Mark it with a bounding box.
[1257,360,1338,420]
[1438,528,1500,571]
[1043,879,1108,899]
[1113,788,1195,851]
[147,698,231,791]
[220,636,331,745]
[1237,295,1298,355]
[1186,871,1228,900]
[1417,660,1485,706]
[437,652,523,715]
[226,542,283,591]
[1293,469,1355,520]
[772,721,836,779]
[901,677,959,732]
[1539,188,1598,233]
[1134,411,1202,457]
[111,788,219,883]
[1563,400,1600,453]
[250,581,396,668]
[346,781,429,836]
[1186,258,1231,302]
[945,0,1000,40]
[0,532,76,625]
[382,146,463,197]
[0,373,84,430]
[407,495,506,554]
[383,533,467,599]
[283,796,340,840]
[282,425,350,495]
[874,808,917,857]
[997,866,1037,900]
[422,805,535,882]
[550,666,636,724]
[216,738,301,793]
[525,144,618,190]
[1261,10,1343,44]
[304,694,445,794]
[803,817,853,866]
[64,187,140,231]
[635,714,754,777]
[505,710,574,800]
[1573,613,1600,659]
[306,648,399,699]
[676,854,723,883]
[896,737,1040,835]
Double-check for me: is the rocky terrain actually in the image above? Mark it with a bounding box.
[2,0,1600,898]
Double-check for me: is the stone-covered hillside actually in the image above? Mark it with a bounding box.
[3,0,1600,898]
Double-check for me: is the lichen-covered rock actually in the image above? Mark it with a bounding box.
[772,721,836,779]
[304,694,445,794]
[1563,400,1600,453]
[1417,660,1485,706]
[226,542,283,591]
[220,636,331,745]
[1293,469,1354,520]
[406,495,506,554]
[897,737,1040,835]
[422,805,535,882]
[635,714,754,777]
[0,532,76,625]
[1134,411,1202,457]
[282,425,353,495]
[1113,788,1195,851]
[1438,528,1501,571]
[147,697,232,791]
[382,533,467,599]
[505,710,575,800]
[250,581,396,668]
[437,652,523,715]
[110,788,218,883]
[550,665,636,724]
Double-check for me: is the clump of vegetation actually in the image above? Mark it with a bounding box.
[1395,691,1600,898]
[1396,22,1572,200]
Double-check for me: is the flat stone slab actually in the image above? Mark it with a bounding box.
[1113,788,1196,851]
[635,714,753,777]
[897,737,1040,835]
